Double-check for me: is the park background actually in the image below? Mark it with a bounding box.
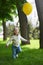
[0,0,43,65]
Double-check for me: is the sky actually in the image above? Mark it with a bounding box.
[27,0,39,27]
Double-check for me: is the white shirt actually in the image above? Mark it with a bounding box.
[6,34,27,47]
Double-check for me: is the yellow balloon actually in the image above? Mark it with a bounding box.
[22,2,32,15]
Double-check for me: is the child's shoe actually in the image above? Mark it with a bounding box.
[16,54,18,58]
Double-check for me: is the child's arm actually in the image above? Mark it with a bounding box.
[20,35,29,43]
[6,36,13,47]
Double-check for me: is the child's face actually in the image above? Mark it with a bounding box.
[14,28,19,35]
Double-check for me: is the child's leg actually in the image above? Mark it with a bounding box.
[12,45,17,59]
[16,46,22,54]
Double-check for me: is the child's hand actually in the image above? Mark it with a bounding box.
[26,40,29,43]
[6,45,8,48]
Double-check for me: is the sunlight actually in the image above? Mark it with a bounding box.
[22,40,39,49]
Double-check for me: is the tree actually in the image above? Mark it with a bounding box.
[9,0,30,44]
[0,0,17,40]
[16,0,30,44]
[0,0,30,43]
[35,0,43,48]
[18,9,29,44]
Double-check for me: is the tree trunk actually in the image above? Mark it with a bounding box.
[35,0,43,48]
[2,19,7,40]
[17,6,30,44]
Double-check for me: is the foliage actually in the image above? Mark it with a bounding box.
[0,21,2,26]
[28,21,40,39]
[0,0,27,40]
[6,24,15,37]
[0,28,2,33]
[28,21,34,39]
[32,27,40,39]
[0,1,17,21]
[0,0,27,22]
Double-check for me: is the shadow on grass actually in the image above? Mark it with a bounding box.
[0,41,43,65]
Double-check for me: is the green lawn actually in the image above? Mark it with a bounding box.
[0,39,43,65]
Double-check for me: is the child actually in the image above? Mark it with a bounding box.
[6,27,29,59]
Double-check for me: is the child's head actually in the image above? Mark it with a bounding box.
[14,27,19,35]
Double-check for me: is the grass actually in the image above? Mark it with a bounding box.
[0,39,43,65]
